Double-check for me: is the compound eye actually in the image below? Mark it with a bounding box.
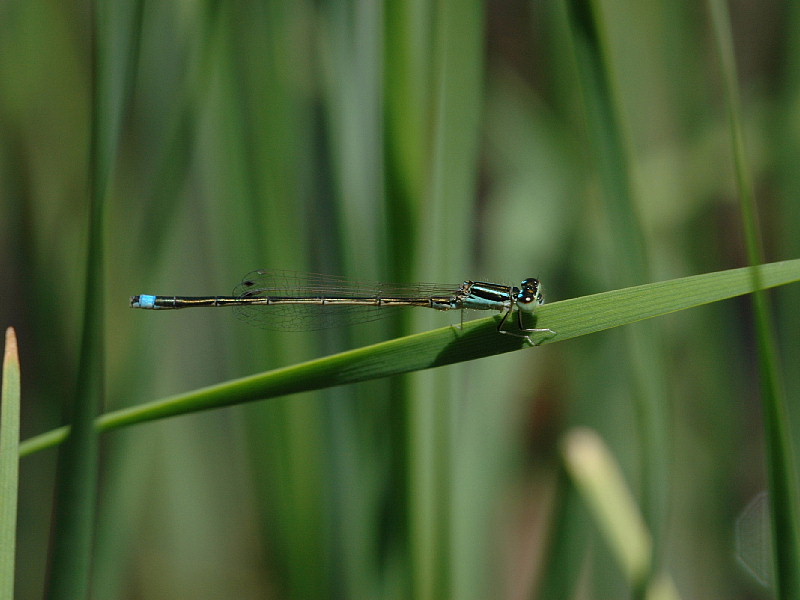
[517,278,544,308]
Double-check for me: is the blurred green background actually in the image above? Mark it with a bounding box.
[1,0,799,598]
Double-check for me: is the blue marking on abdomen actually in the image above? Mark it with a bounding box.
[137,294,157,309]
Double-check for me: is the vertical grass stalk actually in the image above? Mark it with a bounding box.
[708,1,800,596]
[0,328,21,600]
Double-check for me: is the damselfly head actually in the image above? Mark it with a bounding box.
[515,278,544,311]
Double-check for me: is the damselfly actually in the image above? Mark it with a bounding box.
[130,269,554,344]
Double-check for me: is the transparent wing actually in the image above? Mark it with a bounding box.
[231,269,464,331]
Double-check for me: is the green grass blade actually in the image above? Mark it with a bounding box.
[18,258,800,458]
[0,328,21,600]
[565,0,670,572]
[409,1,483,598]
[45,2,140,596]
[708,2,800,596]
[561,428,681,599]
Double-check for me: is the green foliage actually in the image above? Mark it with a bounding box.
[1,329,21,600]
[2,0,799,598]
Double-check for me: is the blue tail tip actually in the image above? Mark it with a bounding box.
[131,294,157,309]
